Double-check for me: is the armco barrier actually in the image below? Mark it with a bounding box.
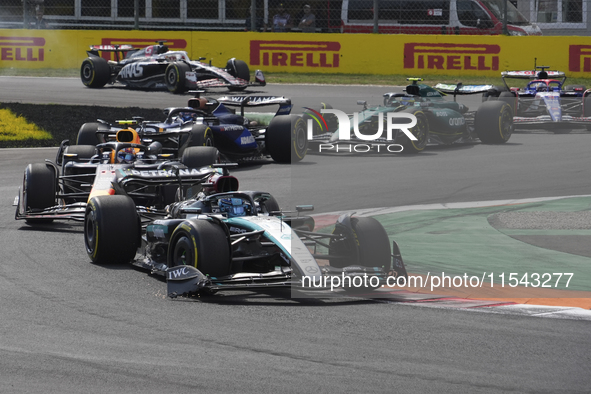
[1,29,591,78]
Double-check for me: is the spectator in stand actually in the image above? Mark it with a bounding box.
[272,3,292,32]
[245,6,266,31]
[298,4,316,32]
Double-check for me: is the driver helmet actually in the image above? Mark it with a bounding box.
[218,198,249,218]
[177,112,196,123]
[117,147,136,163]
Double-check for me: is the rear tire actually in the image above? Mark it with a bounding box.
[23,163,56,224]
[165,62,190,94]
[181,146,219,168]
[77,122,109,145]
[265,114,307,163]
[497,91,517,115]
[84,195,140,265]
[169,219,231,277]
[179,124,215,157]
[80,57,111,88]
[475,101,513,144]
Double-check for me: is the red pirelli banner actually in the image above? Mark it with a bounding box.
[0,30,589,78]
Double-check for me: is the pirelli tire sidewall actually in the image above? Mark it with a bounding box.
[80,57,111,88]
[168,219,232,278]
[475,100,514,144]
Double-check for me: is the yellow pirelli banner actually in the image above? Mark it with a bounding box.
[1,29,591,78]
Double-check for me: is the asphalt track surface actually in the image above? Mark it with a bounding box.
[1,77,591,393]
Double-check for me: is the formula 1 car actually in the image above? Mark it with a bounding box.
[80,42,266,93]
[14,127,226,224]
[76,94,307,163]
[84,186,408,296]
[483,66,591,131]
[307,78,513,153]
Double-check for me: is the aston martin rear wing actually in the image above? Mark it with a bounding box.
[217,96,293,116]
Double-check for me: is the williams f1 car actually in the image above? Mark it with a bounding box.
[80,42,265,93]
[307,78,513,153]
[14,128,226,224]
[483,65,591,131]
[84,186,408,296]
[76,94,307,163]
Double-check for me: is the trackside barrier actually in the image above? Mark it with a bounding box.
[1,29,591,78]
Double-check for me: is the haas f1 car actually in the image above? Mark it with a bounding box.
[84,185,408,296]
[77,94,307,163]
[484,65,591,131]
[80,42,265,93]
[307,78,513,153]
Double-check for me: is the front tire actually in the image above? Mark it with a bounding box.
[265,114,307,163]
[226,58,250,91]
[84,195,140,265]
[165,62,191,94]
[80,57,111,88]
[329,217,391,270]
[23,163,56,224]
[475,101,513,144]
[169,219,232,277]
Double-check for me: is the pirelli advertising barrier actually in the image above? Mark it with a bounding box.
[1,29,591,78]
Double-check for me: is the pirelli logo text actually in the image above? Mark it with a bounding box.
[569,45,591,72]
[99,38,187,60]
[250,41,341,68]
[0,36,45,62]
[404,43,500,71]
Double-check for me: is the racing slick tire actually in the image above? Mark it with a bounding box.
[482,85,507,102]
[181,146,219,168]
[302,103,339,135]
[398,109,429,153]
[84,195,140,265]
[80,57,111,89]
[23,163,56,224]
[179,124,215,157]
[63,145,98,165]
[76,122,109,145]
[165,62,191,94]
[169,219,232,278]
[475,101,513,144]
[329,217,391,292]
[226,58,250,91]
[497,91,517,116]
[265,114,307,163]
